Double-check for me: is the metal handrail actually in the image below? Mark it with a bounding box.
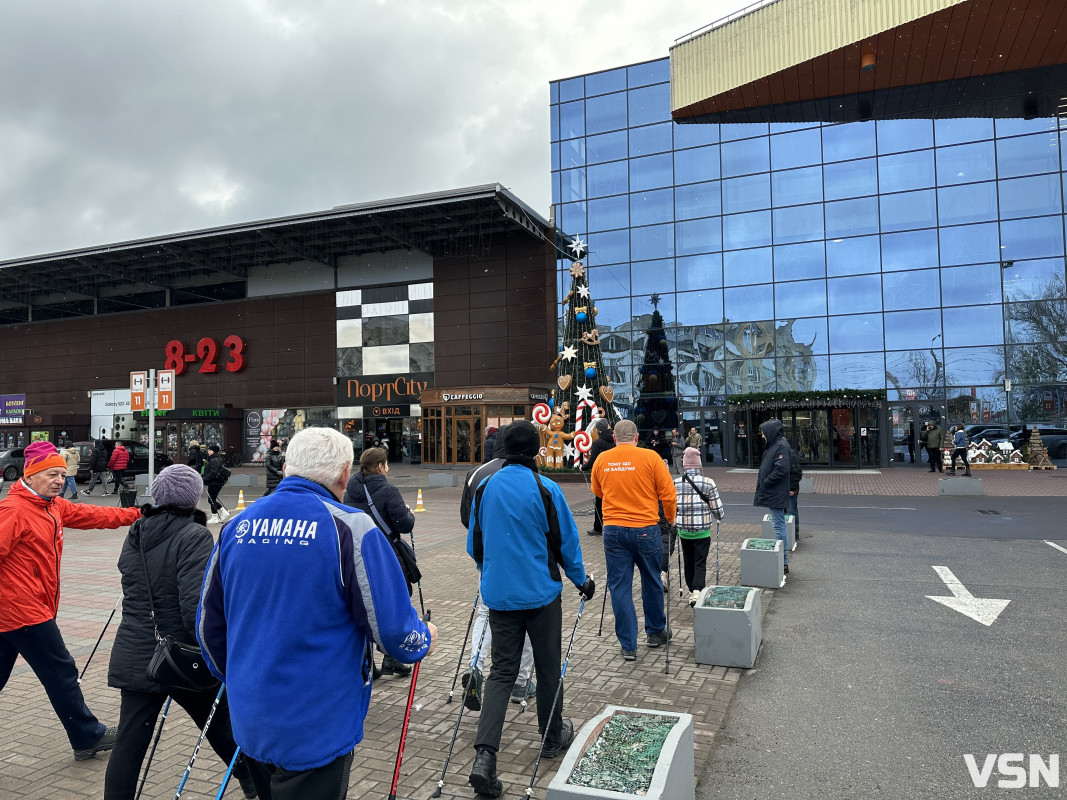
[675,0,784,44]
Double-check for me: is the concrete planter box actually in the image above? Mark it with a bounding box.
[547,706,694,800]
[693,586,761,668]
[938,477,983,496]
[761,514,796,551]
[740,538,785,589]
[798,476,814,494]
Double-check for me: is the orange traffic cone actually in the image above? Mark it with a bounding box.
[413,489,427,512]
[237,490,246,511]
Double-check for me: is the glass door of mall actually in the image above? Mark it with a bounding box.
[679,408,725,465]
[889,402,946,467]
[745,407,883,468]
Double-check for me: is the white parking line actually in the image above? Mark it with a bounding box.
[723,503,917,511]
[1046,540,1067,555]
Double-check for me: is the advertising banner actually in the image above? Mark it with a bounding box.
[336,373,432,409]
[0,394,26,424]
[244,409,287,463]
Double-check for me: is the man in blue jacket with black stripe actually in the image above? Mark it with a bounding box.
[197,426,436,800]
[466,421,594,798]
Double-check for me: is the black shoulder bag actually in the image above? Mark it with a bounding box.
[137,525,220,692]
[362,485,422,587]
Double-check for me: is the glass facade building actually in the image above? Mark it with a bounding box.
[550,57,1067,467]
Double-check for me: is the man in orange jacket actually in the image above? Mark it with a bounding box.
[0,441,141,760]
[591,419,676,661]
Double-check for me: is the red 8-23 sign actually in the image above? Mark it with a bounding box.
[164,335,246,375]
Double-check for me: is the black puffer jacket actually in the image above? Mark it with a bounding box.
[107,506,212,693]
[202,453,227,487]
[186,445,204,472]
[754,419,791,509]
[343,472,414,540]
[264,449,284,490]
[581,419,615,472]
[90,440,109,472]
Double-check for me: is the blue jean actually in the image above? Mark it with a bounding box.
[787,493,799,535]
[604,525,666,651]
[770,508,788,565]
[60,476,78,498]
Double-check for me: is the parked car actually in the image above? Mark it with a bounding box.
[73,440,173,484]
[0,448,26,481]
[965,426,1013,445]
[1010,427,1067,459]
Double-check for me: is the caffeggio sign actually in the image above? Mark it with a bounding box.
[337,373,432,407]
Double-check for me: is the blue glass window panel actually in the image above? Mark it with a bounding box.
[938,182,997,226]
[559,100,585,139]
[777,317,828,355]
[943,347,1005,384]
[594,297,633,331]
[588,195,628,232]
[585,68,626,97]
[884,310,942,350]
[936,141,996,185]
[560,167,586,202]
[773,204,824,244]
[627,83,670,127]
[630,189,674,226]
[675,145,720,184]
[632,223,675,261]
[775,241,825,281]
[828,276,882,316]
[559,77,584,102]
[633,259,674,295]
[586,92,627,135]
[942,305,1004,347]
[998,174,1063,219]
[629,122,672,156]
[879,150,935,193]
[550,82,559,104]
[880,189,937,233]
[587,264,630,298]
[774,278,827,318]
[630,153,673,191]
[559,202,586,236]
[883,269,940,311]
[1007,300,1067,344]
[550,104,559,143]
[587,161,627,197]
[675,122,719,149]
[627,59,669,88]
[677,289,724,327]
[995,117,1058,138]
[830,353,885,386]
[633,293,674,325]
[676,218,721,256]
[877,119,933,154]
[721,137,770,177]
[677,253,723,291]
[1002,258,1067,302]
[724,284,773,321]
[588,230,629,266]
[826,235,880,276]
[777,354,829,390]
[1001,216,1065,260]
[723,210,772,249]
[551,143,561,171]
[722,174,770,213]
[720,122,769,142]
[825,197,879,238]
[939,223,1001,267]
[675,181,721,220]
[823,122,875,162]
[941,263,1002,306]
[551,172,560,206]
[772,166,823,206]
[882,229,939,272]
[724,247,772,287]
[770,127,822,170]
[587,131,628,164]
[935,118,994,146]
[823,158,877,200]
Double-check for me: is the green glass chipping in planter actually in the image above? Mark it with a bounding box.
[567,712,677,794]
[701,586,753,609]
[745,538,778,550]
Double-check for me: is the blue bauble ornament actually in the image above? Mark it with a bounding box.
[576,311,587,322]
[585,367,596,379]
[548,397,555,408]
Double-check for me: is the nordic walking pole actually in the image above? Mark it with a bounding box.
[676,525,683,597]
[448,589,480,703]
[597,577,609,636]
[715,520,720,585]
[664,535,672,676]
[79,594,122,683]
[389,610,430,800]
[525,593,587,798]
[408,529,426,619]
[135,696,172,800]
[215,746,240,800]
[174,683,226,800]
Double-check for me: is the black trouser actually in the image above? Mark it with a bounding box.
[207,484,224,513]
[927,447,943,471]
[0,619,105,750]
[592,496,604,533]
[86,470,107,493]
[475,597,563,753]
[103,687,249,800]
[680,537,710,592]
[951,448,970,473]
[245,748,354,800]
[111,469,126,493]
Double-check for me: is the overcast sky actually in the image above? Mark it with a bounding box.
[0,0,752,262]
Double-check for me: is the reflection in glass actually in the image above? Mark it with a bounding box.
[1006,345,1067,385]
[630,122,673,156]
[879,150,935,193]
[883,269,940,311]
[822,122,875,162]
[675,218,719,256]
[825,197,879,238]
[723,174,770,213]
[885,349,946,397]
[628,83,670,127]
[725,284,773,321]
[939,223,1000,267]
[880,189,937,233]
[630,189,673,226]
[1000,216,1065,261]
[409,343,434,374]
[559,100,585,138]
[676,290,724,326]
[934,117,994,146]
[884,309,943,350]
[586,92,627,134]
[942,305,1004,347]
[587,161,627,197]
[877,119,933,153]
[363,316,408,347]
[588,230,629,265]
[938,182,997,225]
[724,248,772,287]
[674,145,721,184]
[940,264,1002,306]
[587,130,627,164]
[676,181,721,220]
[774,279,827,318]
[1006,299,1067,344]
[996,133,1061,179]
[998,174,1062,219]
[723,210,772,249]
[772,165,823,206]
[777,317,828,355]
[881,229,939,272]
[631,154,673,191]
[936,141,996,185]
[770,127,822,169]
[828,313,883,352]
[589,195,628,231]
[776,355,828,391]
[943,347,1005,385]
[824,158,877,200]
[726,357,774,392]
[677,253,723,291]
[773,204,824,244]
[721,137,770,177]
[828,275,882,315]
[1001,258,1067,302]
[585,68,626,97]
[774,241,825,281]
[830,353,886,387]
[826,235,880,276]
[588,264,630,298]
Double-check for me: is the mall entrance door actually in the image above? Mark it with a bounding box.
[680,408,725,465]
[889,402,945,467]
[363,417,425,464]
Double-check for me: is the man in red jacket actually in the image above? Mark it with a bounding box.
[0,441,141,760]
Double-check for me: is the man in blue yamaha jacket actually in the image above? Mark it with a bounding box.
[466,421,594,798]
[197,427,436,800]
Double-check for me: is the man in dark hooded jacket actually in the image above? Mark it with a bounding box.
[754,419,791,575]
[482,426,498,464]
[85,439,111,496]
[580,418,614,536]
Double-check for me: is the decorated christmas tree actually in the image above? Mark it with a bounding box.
[634,294,678,435]
[533,237,620,469]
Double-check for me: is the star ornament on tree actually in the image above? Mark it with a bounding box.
[576,384,594,404]
[568,237,588,258]
[561,344,578,361]
[577,284,591,299]
[563,443,577,460]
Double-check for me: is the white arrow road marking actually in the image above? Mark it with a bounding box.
[925,566,1010,627]
[1046,541,1067,556]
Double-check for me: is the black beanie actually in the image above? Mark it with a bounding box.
[503,420,541,457]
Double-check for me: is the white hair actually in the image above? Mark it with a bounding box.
[283,427,354,486]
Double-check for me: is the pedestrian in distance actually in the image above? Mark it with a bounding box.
[669,428,685,474]
[673,448,725,606]
[59,443,80,500]
[466,421,593,798]
[197,426,436,800]
[202,444,231,524]
[949,424,972,477]
[103,465,255,800]
[85,438,111,496]
[262,439,283,497]
[754,419,791,576]
[788,444,803,538]
[108,442,130,496]
[482,426,498,464]
[591,419,676,661]
[649,427,671,467]
[924,423,944,473]
[685,425,703,452]
[580,418,615,536]
[186,439,205,474]
[0,441,141,761]
[735,420,748,463]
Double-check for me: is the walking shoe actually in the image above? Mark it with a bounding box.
[784,564,789,574]
[510,678,536,704]
[621,648,637,661]
[646,627,673,648]
[84,490,92,496]
[541,718,574,759]
[689,589,701,607]
[462,666,484,711]
[218,508,231,522]
[73,725,117,761]
[372,662,382,680]
[208,515,220,524]
[102,492,112,496]
[469,749,503,798]
[72,493,79,499]
[586,529,602,536]
[381,655,412,677]
[238,771,259,799]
